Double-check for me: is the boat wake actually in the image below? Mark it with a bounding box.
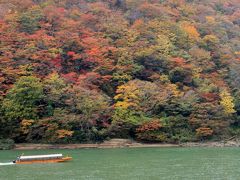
[0,162,15,166]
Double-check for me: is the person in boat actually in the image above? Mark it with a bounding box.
[13,156,20,163]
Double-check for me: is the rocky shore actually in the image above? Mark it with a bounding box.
[181,140,240,147]
[13,139,240,150]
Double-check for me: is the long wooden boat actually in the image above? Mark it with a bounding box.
[13,154,72,164]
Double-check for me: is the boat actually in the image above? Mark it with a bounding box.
[13,154,72,164]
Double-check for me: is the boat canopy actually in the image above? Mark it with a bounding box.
[19,154,63,160]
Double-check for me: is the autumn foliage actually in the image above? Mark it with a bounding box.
[196,127,214,139]
[136,120,163,133]
[0,0,239,143]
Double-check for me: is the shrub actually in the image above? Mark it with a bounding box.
[107,120,137,139]
[0,139,15,150]
[171,129,196,143]
[136,120,165,142]
[196,127,213,139]
[136,131,168,142]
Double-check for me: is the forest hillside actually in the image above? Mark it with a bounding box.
[0,0,240,144]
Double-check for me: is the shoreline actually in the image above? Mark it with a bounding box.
[13,139,240,150]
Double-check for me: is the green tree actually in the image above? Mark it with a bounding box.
[65,86,111,142]
[43,72,67,115]
[0,96,5,138]
[2,76,44,121]
[19,6,43,34]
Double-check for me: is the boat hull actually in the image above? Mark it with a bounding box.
[15,157,72,164]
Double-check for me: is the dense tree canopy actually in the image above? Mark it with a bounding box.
[0,0,239,143]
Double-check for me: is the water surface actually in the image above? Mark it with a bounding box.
[0,147,240,180]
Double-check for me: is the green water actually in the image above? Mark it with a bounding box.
[0,147,240,180]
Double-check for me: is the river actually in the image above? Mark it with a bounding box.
[0,147,240,180]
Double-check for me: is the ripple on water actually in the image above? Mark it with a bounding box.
[0,147,240,180]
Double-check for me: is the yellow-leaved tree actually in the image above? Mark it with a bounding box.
[220,89,236,115]
[114,80,174,112]
[180,21,200,42]
[20,119,34,135]
[114,82,141,110]
[56,130,74,139]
